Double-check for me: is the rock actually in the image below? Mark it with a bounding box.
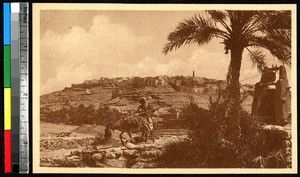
[94,162,108,167]
[90,153,104,162]
[114,153,122,159]
[135,144,145,150]
[105,158,127,168]
[120,147,127,150]
[57,132,71,137]
[40,157,49,163]
[53,157,82,167]
[141,150,162,158]
[131,161,157,168]
[143,143,156,148]
[106,152,116,159]
[123,150,140,157]
[130,157,157,168]
[111,148,123,158]
[126,142,137,149]
[66,155,81,161]
[153,138,165,145]
[178,135,188,140]
[111,147,122,153]
[118,156,126,161]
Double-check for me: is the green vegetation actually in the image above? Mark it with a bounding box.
[156,95,291,168]
[41,104,125,126]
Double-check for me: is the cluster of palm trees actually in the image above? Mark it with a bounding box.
[163,10,291,143]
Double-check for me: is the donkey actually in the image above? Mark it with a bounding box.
[105,114,154,145]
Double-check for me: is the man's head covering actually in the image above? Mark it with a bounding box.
[140,97,146,104]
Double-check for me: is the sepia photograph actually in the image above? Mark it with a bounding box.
[32,3,297,173]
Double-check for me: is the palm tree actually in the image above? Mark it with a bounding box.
[163,10,291,143]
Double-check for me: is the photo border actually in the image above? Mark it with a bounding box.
[32,3,297,174]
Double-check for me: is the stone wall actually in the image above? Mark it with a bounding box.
[251,65,291,125]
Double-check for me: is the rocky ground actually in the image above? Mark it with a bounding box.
[40,122,189,168]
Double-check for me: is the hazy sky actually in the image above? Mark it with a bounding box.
[40,10,290,94]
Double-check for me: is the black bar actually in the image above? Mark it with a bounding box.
[12,163,19,173]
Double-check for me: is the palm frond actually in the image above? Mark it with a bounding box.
[260,10,291,30]
[207,10,227,21]
[163,14,229,54]
[242,11,291,66]
[252,155,265,168]
[260,11,291,47]
[206,10,232,33]
[239,11,260,30]
[246,48,267,72]
[241,12,264,37]
[247,36,291,66]
[264,29,291,47]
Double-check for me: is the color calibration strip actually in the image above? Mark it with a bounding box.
[4,2,12,173]
[11,2,21,173]
[19,3,29,173]
[4,2,29,173]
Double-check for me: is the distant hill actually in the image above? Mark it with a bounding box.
[40,76,254,114]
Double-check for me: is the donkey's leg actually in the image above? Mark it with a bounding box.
[127,131,134,143]
[141,131,144,141]
[120,132,125,145]
[144,131,149,142]
[150,130,155,143]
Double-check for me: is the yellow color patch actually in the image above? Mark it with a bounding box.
[4,88,11,130]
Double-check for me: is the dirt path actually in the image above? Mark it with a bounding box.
[40,125,189,168]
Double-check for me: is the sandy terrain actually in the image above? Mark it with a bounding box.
[40,122,189,168]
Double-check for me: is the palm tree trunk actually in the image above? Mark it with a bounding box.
[228,47,242,100]
[226,46,243,144]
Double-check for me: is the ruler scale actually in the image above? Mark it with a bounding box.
[19,3,29,174]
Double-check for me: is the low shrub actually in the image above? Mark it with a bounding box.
[41,104,125,126]
[156,139,202,168]
[156,94,291,168]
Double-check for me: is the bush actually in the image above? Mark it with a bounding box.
[156,93,291,168]
[156,139,204,168]
[157,95,235,168]
[41,104,125,126]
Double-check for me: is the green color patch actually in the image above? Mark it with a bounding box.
[4,45,11,87]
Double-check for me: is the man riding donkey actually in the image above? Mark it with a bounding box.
[104,97,156,145]
[137,97,154,140]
